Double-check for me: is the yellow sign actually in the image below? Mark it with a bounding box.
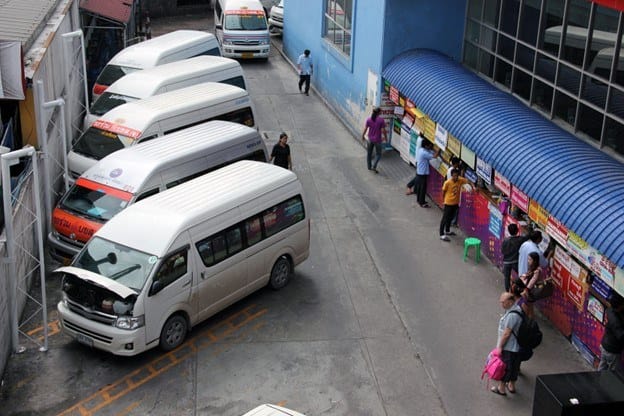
[447,133,461,156]
[423,117,436,142]
[528,200,549,227]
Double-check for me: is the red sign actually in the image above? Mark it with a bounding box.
[546,215,569,246]
[567,276,585,310]
[92,120,142,139]
[510,186,529,212]
[225,9,264,15]
[494,171,511,196]
[590,1,624,12]
[389,86,399,104]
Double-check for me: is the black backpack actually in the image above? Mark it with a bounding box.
[510,310,543,350]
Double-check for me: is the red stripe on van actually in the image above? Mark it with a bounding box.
[76,178,134,201]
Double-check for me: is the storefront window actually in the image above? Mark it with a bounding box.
[466,19,481,44]
[323,0,353,57]
[561,0,591,67]
[484,0,501,26]
[479,50,495,78]
[468,0,484,20]
[578,103,603,142]
[495,59,513,88]
[540,0,565,56]
[464,42,479,70]
[516,43,535,71]
[554,90,577,124]
[500,0,519,36]
[586,5,619,79]
[480,25,497,49]
[513,68,533,101]
[519,0,541,45]
[581,75,608,109]
[604,116,624,156]
[535,53,557,83]
[497,33,515,61]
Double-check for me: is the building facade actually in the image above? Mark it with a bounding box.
[284,0,624,367]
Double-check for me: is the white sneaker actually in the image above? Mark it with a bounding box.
[440,235,450,241]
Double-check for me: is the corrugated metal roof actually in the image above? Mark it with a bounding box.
[383,49,624,269]
[0,0,61,50]
[79,0,135,25]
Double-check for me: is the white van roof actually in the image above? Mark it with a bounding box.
[109,30,216,69]
[225,0,265,11]
[81,121,261,193]
[105,56,242,98]
[93,82,250,135]
[98,161,298,256]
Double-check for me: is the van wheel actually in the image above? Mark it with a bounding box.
[159,315,187,351]
[269,256,291,290]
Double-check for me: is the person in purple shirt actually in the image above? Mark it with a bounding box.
[361,107,387,173]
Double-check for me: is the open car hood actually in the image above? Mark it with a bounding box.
[54,266,137,299]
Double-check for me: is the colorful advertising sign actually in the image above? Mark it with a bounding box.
[447,133,461,156]
[510,186,529,212]
[554,246,587,311]
[546,215,569,246]
[434,123,448,150]
[389,85,399,104]
[476,157,492,185]
[461,145,476,169]
[494,171,511,196]
[528,200,549,227]
[587,295,605,323]
[423,117,436,141]
[488,202,503,237]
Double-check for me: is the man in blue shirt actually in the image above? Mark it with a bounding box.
[406,138,439,207]
[297,49,313,96]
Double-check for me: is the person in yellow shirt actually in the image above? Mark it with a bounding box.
[439,169,473,241]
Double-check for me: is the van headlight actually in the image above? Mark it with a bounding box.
[260,39,269,45]
[61,292,69,308]
[116,315,145,330]
[223,39,233,45]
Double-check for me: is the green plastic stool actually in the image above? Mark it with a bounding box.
[463,237,481,263]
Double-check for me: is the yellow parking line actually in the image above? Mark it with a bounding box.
[58,304,267,416]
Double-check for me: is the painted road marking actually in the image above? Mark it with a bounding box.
[58,304,267,416]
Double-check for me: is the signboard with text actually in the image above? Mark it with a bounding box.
[494,171,511,196]
[510,186,529,212]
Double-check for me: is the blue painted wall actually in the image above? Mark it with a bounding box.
[283,0,467,136]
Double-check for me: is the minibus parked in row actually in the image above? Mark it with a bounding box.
[68,82,256,179]
[214,0,271,59]
[56,161,310,356]
[49,121,267,262]
[92,30,220,100]
[85,56,247,128]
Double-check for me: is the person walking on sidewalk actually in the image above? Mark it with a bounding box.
[297,49,313,96]
[502,223,527,292]
[406,140,439,207]
[492,292,523,396]
[598,294,624,371]
[270,132,292,170]
[439,169,472,241]
[361,107,387,173]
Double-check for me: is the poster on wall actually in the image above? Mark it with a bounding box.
[402,112,415,129]
[591,274,612,300]
[461,145,476,169]
[447,133,461,156]
[476,157,492,185]
[464,168,478,183]
[554,246,588,311]
[494,171,511,196]
[614,267,624,298]
[409,129,418,165]
[528,199,549,227]
[488,202,503,237]
[510,186,529,212]
[434,123,448,150]
[587,295,605,323]
[423,117,436,142]
[389,85,399,104]
[399,124,411,162]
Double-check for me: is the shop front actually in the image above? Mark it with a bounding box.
[382,49,624,367]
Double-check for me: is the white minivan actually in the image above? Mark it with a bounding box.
[85,56,247,128]
[49,121,267,262]
[93,30,220,100]
[56,161,310,356]
[68,82,256,179]
[214,0,271,59]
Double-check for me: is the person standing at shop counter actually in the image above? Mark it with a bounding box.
[406,139,440,207]
[439,169,473,241]
[502,223,527,292]
[598,294,624,371]
[518,231,549,276]
[361,107,387,173]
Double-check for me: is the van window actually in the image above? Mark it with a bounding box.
[222,75,246,90]
[196,47,221,57]
[152,249,188,291]
[96,65,139,86]
[61,180,132,221]
[213,107,255,127]
[195,195,305,267]
[73,128,126,161]
[90,93,138,117]
[225,12,268,31]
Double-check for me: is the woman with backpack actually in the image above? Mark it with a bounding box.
[492,292,524,396]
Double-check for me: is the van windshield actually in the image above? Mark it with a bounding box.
[96,65,140,86]
[74,236,157,291]
[72,127,130,161]
[90,93,138,117]
[225,13,267,30]
[60,179,132,221]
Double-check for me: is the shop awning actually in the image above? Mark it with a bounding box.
[382,49,624,269]
[79,0,135,24]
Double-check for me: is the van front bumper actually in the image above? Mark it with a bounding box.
[58,301,148,356]
[221,46,270,59]
[48,231,82,264]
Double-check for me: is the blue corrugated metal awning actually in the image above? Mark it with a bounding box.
[383,49,624,270]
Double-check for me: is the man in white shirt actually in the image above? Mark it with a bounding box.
[518,230,548,276]
[297,49,313,96]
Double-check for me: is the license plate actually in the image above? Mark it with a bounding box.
[241,52,254,59]
[75,333,94,347]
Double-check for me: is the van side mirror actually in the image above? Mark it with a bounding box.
[216,24,222,30]
[149,280,163,296]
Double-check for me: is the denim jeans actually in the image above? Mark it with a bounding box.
[598,345,622,370]
[367,141,382,170]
